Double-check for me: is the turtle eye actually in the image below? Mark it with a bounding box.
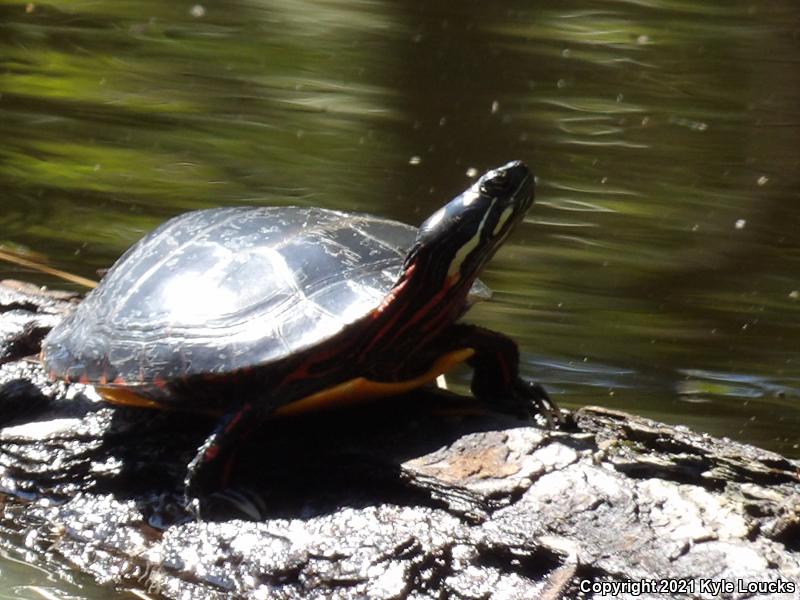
[480,170,511,196]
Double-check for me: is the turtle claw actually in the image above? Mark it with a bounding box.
[209,487,268,520]
[185,495,204,521]
[514,378,563,428]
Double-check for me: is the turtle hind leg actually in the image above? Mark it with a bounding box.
[184,401,261,515]
[447,324,562,427]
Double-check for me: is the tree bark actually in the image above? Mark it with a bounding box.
[1,280,798,599]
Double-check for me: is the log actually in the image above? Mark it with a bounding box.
[1,280,799,599]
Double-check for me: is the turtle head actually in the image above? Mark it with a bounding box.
[406,160,534,290]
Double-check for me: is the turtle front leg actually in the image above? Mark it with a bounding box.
[447,324,562,426]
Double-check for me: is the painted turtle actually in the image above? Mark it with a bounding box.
[42,160,560,501]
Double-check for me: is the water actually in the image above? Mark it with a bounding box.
[0,547,132,600]
[1,0,799,595]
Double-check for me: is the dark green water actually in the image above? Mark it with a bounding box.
[1,0,799,595]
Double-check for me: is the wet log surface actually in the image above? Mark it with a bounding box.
[1,280,799,599]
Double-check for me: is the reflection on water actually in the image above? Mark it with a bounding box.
[1,0,799,593]
[0,547,130,600]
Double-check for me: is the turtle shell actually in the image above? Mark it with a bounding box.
[43,207,430,384]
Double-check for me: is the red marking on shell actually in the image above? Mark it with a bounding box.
[282,363,307,385]
[99,373,108,385]
[78,374,90,385]
[48,370,57,381]
[282,297,377,385]
[113,376,126,386]
[153,376,168,390]
[282,347,338,385]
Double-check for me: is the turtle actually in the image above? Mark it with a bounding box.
[41,160,560,502]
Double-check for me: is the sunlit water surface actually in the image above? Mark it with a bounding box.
[1,0,799,595]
